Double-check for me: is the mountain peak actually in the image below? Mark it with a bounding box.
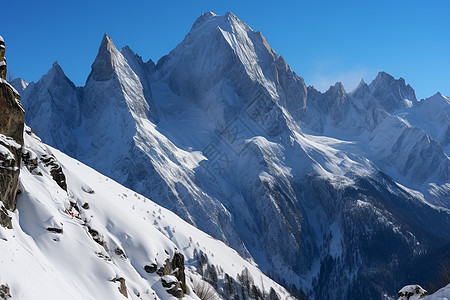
[369,71,417,111]
[87,34,119,82]
[45,60,67,79]
[424,91,450,106]
[191,11,218,29]
[49,61,66,76]
[350,78,369,97]
[328,81,346,93]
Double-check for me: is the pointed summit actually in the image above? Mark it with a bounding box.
[422,91,450,107]
[350,78,370,97]
[326,82,346,95]
[369,71,417,112]
[191,11,218,30]
[87,33,120,82]
[50,61,64,75]
[35,60,76,90]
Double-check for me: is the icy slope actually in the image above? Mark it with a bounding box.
[0,128,293,300]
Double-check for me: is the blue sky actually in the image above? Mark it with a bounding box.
[3,0,449,99]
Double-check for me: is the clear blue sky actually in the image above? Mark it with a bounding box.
[3,0,449,99]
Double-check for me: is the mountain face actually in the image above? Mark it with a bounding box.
[17,12,450,300]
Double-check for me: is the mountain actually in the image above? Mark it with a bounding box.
[16,12,450,299]
[0,126,293,299]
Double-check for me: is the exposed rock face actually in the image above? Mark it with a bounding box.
[40,154,67,191]
[0,36,25,228]
[109,277,128,298]
[0,82,24,145]
[156,252,186,298]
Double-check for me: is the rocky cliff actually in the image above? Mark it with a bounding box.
[0,35,25,228]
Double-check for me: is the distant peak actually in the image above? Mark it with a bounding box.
[369,71,417,110]
[331,81,345,90]
[325,82,346,98]
[427,91,450,103]
[48,61,65,76]
[350,78,369,96]
[355,78,368,90]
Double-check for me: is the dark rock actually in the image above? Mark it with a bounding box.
[109,277,128,298]
[82,202,90,209]
[69,201,80,213]
[22,149,38,173]
[0,206,12,229]
[87,226,108,251]
[0,38,25,225]
[0,79,24,145]
[46,227,63,234]
[95,252,111,261]
[161,276,184,298]
[144,263,157,273]
[0,284,11,299]
[0,136,21,212]
[171,252,186,292]
[156,251,187,298]
[114,247,127,259]
[40,154,67,191]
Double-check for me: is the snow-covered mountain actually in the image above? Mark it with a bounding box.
[15,11,450,299]
[1,127,293,300]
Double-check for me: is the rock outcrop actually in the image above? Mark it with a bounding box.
[0,284,11,299]
[109,277,128,298]
[398,285,428,300]
[0,35,25,228]
[155,252,187,298]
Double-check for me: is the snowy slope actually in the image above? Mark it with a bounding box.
[397,92,450,154]
[15,11,450,300]
[427,284,450,300]
[0,127,293,299]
